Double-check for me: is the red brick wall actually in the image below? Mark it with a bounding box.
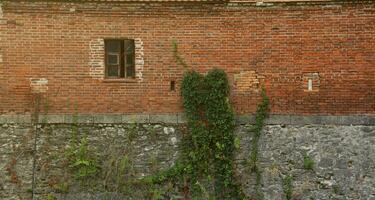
[0,1,374,115]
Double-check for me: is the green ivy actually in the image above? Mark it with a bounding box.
[180,68,242,199]
[282,175,293,200]
[141,40,270,200]
[243,88,269,200]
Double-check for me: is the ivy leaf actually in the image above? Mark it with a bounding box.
[234,137,241,149]
[70,159,90,167]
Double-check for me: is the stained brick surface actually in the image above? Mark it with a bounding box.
[0,1,374,115]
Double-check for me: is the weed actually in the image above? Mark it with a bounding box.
[54,182,69,193]
[46,193,57,200]
[68,134,99,179]
[282,175,293,200]
[303,153,314,170]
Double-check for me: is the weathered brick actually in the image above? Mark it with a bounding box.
[0,1,374,116]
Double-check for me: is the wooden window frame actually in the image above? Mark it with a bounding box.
[104,39,135,80]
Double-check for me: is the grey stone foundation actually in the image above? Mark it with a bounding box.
[0,123,374,199]
[1,114,375,125]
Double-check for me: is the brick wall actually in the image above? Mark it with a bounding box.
[0,1,374,115]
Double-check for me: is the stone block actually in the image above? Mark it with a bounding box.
[337,116,366,125]
[177,114,187,123]
[290,115,323,125]
[64,115,94,124]
[122,114,149,123]
[367,116,375,125]
[0,116,6,124]
[266,115,291,125]
[76,115,95,124]
[319,116,339,125]
[39,115,63,124]
[236,114,255,125]
[102,115,122,123]
[149,114,178,124]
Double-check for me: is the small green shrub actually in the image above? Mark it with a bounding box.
[54,182,69,193]
[303,153,314,170]
[282,175,293,200]
[46,193,57,200]
[68,135,99,179]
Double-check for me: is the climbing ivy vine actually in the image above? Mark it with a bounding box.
[135,40,269,199]
[246,88,269,200]
[179,68,243,199]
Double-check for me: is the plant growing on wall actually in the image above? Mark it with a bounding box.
[134,40,270,199]
[66,111,99,180]
[246,88,269,199]
[169,40,245,199]
[303,153,314,170]
[68,134,99,179]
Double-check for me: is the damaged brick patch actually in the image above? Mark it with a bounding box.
[233,70,263,94]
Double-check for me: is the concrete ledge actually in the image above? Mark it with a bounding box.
[0,114,375,125]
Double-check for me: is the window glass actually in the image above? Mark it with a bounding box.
[125,39,135,78]
[125,40,135,54]
[105,39,135,79]
[107,65,119,77]
[106,40,121,53]
[108,54,119,65]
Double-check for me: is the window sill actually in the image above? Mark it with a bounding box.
[102,78,137,83]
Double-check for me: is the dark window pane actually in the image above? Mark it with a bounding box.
[108,54,119,65]
[126,54,134,65]
[106,40,121,53]
[107,65,119,77]
[124,39,135,54]
[124,39,135,78]
[126,64,135,78]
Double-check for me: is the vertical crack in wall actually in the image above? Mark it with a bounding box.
[0,3,4,113]
[0,2,4,63]
[31,94,41,200]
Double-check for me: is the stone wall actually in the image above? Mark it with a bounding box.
[1,123,374,199]
[236,125,375,199]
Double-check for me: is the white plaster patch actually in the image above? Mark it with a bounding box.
[89,39,105,79]
[0,3,5,25]
[0,3,3,19]
[303,72,320,92]
[30,78,48,94]
[134,38,144,82]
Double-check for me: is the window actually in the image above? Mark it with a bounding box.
[105,39,135,78]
